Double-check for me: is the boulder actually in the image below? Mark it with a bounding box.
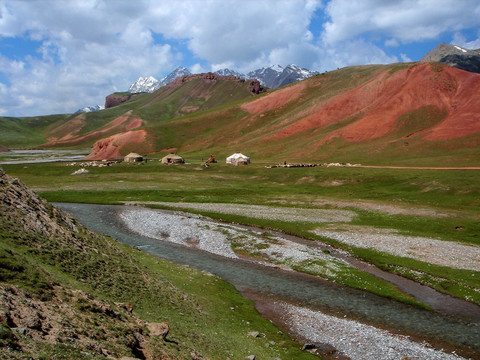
[147,321,169,339]
[247,80,266,94]
[71,168,89,175]
[105,93,136,108]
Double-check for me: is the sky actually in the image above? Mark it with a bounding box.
[0,0,479,117]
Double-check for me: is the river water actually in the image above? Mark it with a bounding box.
[55,203,480,357]
[0,149,87,164]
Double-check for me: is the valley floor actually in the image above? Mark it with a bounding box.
[113,204,476,360]
[125,201,479,273]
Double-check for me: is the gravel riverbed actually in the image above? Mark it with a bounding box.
[118,206,472,360]
[126,201,356,223]
[279,302,465,360]
[314,225,480,272]
[120,207,351,277]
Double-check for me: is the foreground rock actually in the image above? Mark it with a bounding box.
[0,167,201,359]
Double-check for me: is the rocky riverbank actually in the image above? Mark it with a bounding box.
[278,301,464,360]
[119,205,472,360]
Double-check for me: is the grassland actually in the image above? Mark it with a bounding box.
[0,167,318,359]
[3,160,480,307]
[3,63,480,167]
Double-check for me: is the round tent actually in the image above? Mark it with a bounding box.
[226,152,250,166]
[161,153,185,164]
[124,152,143,162]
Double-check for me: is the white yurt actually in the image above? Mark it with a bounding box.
[161,153,185,164]
[226,153,250,166]
[124,152,143,162]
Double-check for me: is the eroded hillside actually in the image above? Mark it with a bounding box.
[0,166,314,359]
[1,63,480,165]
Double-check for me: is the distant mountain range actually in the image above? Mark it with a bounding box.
[76,42,480,114]
[421,42,480,73]
[128,67,192,93]
[8,60,479,166]
[127,64,319,94]
[74,105,105,113]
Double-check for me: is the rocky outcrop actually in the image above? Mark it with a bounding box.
[166,72,266,94]
[422,42,480,74]
[105,93,136,108]
[246,79,265,94]
[0,166,78,239]
[166,72,235,88]
[0,166,188,360]
[147,322,169,339]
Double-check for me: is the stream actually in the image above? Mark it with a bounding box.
[55,203,480,358]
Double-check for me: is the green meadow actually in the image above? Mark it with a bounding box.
[0,188,317,360]
[4,159,480,307]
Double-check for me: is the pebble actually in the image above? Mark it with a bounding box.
[118,206,471,360]
[142,201,356,223]
[280,302,466,360]
[314,225,480,271]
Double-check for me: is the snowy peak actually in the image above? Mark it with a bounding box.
[269,64,284,72]
[75,105,105,113]
[421,42,480,74]
[247,64,317,88]
[127,64,318,93]
[214,68,246,78]
[422,42,477,61]
[128,68,192,94]
[159,67,192,87]
[128,76,160,93]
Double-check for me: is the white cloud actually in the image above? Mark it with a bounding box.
[0,0,478,117]
[319,39,398,71]
[400,53,412,62]
[190,63,207,74]
[384,38,399,47]
[0,0,324,116]
[451,32,480,50]
[322,0,480,44]
[143,0,323,68]
[0,0,182,116]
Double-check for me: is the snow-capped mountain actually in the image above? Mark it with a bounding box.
[159,66,192,87]
[128,76,161,93]
[421,42,480,74]
[75,105,105,113]
[214,68,246,78]
[129,67,192,93]
[248,64,318,88]
[127,64,318,93]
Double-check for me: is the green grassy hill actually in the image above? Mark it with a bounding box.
[2,63,480,166]
[0,167,315,359]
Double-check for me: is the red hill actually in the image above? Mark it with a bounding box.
[1,63,479,165]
